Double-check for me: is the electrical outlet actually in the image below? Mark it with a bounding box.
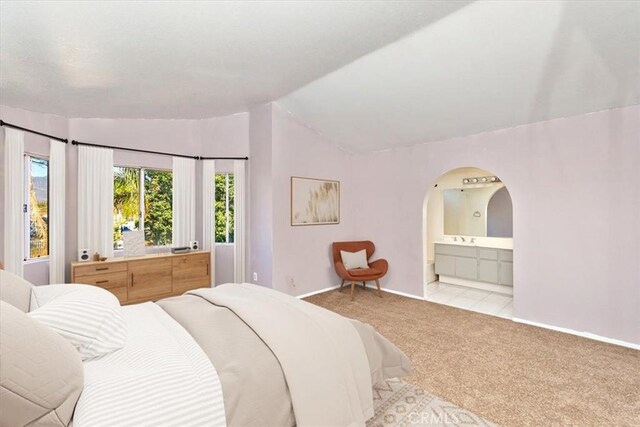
[252,272,258,282]
[286,276,296,288]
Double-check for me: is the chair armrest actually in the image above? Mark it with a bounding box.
[334,261,350,279]
[368,259,389,275]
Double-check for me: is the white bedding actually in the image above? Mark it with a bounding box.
[74,302,226,427]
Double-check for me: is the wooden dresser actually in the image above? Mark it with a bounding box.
[71,251,211,305]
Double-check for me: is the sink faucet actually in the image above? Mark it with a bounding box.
[470,237,475,243]
[460,237,466,242]
[453,236,458,242]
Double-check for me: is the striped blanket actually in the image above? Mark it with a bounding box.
[73,302,226,427]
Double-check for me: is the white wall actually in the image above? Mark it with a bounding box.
[352,106,640,345]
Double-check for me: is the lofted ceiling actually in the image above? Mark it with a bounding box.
[1,1,638,152]
[0,0,468,119]
[279,0,640,152]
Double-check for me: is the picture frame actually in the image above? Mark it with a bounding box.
[291,176,340,226]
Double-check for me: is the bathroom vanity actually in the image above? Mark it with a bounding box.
[435,242,513,294]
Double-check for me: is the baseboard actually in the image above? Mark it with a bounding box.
[512,317,640,350]
[296,285,340,299]
[297,283,425,301]
[363,283,425,301]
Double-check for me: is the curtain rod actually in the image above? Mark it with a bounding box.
[71,140,248,161]
[0,120,68,143]
[200,156,249,160]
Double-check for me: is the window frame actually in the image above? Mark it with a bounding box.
[23,154,50,262]
[113,165,173,253]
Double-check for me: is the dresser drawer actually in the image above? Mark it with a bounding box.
[76,271,128,290]
[74,262,128,277]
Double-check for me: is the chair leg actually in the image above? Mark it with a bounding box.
[375,279,382,298]
[350,281,356,301]
[339,279,345,292]
[362,281,366,288]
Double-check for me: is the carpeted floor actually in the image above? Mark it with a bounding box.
[305,288,640,427]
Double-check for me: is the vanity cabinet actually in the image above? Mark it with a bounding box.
[71,251,211,305]
[435,244,513,286]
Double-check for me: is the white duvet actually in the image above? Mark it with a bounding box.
[74,302,226,427]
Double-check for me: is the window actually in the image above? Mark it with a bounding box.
[215,173,234,243]
[113,167,172,249]
[24,155,49,260]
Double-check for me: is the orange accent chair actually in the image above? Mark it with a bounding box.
[332,241,388,301]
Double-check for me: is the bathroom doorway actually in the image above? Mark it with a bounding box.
[423,167,514,318]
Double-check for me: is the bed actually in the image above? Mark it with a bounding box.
[0,270,412,427]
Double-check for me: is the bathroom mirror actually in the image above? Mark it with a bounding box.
[443,185,513,237]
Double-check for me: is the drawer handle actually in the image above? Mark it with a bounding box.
[96,267,109,271]
[96,280,109,284]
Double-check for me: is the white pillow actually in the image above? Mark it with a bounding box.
[29,285,126,360]
[340,249,369,270]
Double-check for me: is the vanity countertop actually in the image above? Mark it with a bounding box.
[436,240,513,250]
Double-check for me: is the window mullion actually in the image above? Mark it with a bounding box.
[225,173,230,243]
[139,168,145,237]
[24,156,30,261]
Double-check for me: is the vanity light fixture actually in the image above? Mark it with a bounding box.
[462,175,501,185]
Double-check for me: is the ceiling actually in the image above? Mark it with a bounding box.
[279,0,640,152]
[1,1,638,152]
[0,0,468,119]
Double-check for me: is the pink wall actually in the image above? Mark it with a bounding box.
[351,106,639,345]
[248,104,274,286]
[271,104,359,296]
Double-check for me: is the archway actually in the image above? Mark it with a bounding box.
[423,167,514,318]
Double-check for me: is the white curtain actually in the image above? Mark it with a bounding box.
[202,160,216,286]
[49,140,66,283]
[172,157,196,247]
[233,160,246,283]
[78,145,114,258]
[3,129,24,276]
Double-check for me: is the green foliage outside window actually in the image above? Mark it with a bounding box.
[113,167,172,248]
[215,173,234,243]
[144,170,173,246]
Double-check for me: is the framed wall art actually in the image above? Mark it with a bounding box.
[291,176,340,226]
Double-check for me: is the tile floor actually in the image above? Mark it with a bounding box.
[424,281,513,319]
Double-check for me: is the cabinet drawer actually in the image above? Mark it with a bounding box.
[435,244,477,258]
[455,257,478,280]
[76,271,128,290]
[434,254,456,276]
[74,262,127,277]
[499,250,513,262]
[478,248,498,260]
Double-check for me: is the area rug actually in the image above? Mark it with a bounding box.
[369,378,495,427]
